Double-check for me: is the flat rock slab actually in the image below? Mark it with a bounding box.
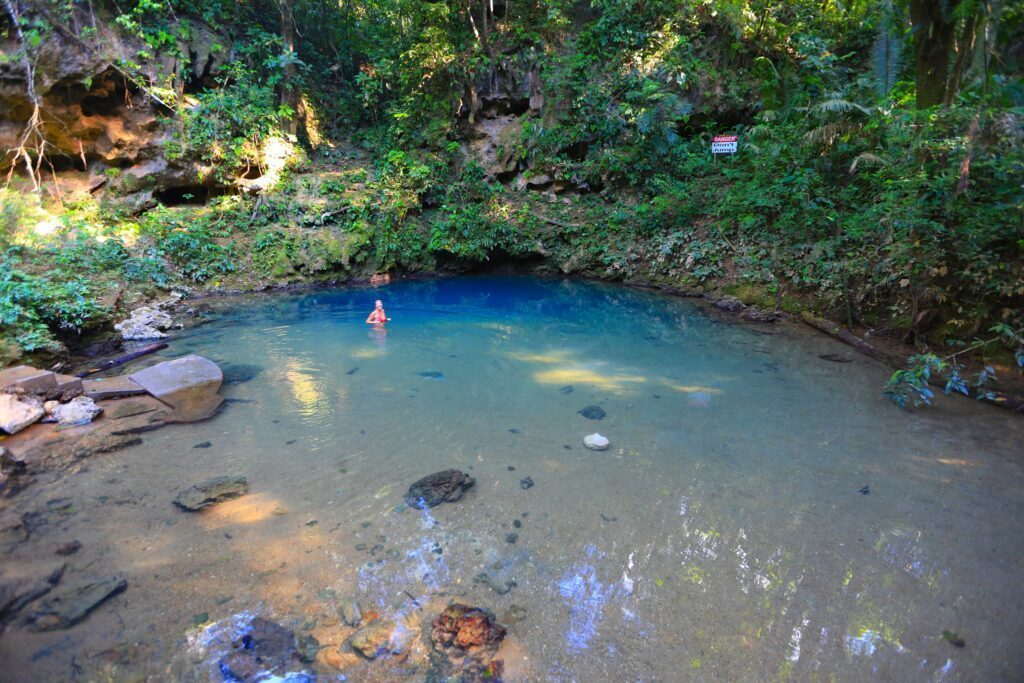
[0,394,45,435]
[578,405,606,420]
[24,576,127,631]
[130,355,224,423]
[174,475,249,511]
[52,374,84,401]
[107,400,159,419]
[405,469,475,509]
[0,561,65,626]
[0,366,57,396]
[83,375,147,400]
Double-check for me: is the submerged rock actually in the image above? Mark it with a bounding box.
[173,475,248,511]
[24,576,127,631]
[577,405,606,420]
[519,477,534,490]
[339,597,362,626]
[432,604,507,650]
[417,370,445,380]
[296,633,319,663]
[49,396,103,426]
[0,394,45,435]
[349,618,405,659]
[583,433,610,450]
[219,616,304,681]
[221,363,263,385]
[129,354,224,423]
[0,561,66,629]
[405,469,475,509]
[430,603,507,679]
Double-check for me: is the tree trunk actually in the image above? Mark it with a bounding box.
[279,0,299,136]
[909,0,960,107]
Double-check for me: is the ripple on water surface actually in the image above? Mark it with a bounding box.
[1,276,1023,682]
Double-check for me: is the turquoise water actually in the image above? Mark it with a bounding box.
[2,276,1023,681]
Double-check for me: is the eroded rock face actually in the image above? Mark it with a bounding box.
[1,6,230,201]
[405,469,475,509]
[173,476,248,511]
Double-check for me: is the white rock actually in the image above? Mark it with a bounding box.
[114,305,173,340]
[50,396,103,426]
[0,394,45,435]
[584,433,610,450]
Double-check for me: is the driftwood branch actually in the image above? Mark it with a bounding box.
[528,211,583,229]
[75,342,168,378]
[800,311,1024,413]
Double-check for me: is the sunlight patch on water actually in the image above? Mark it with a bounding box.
[659,381,722,394]
[284,362,327,416]
[198,493,289,529]
[533,366,647,391]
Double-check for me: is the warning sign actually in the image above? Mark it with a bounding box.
[711,135,738,154]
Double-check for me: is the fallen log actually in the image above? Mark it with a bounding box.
[800,311,902,366]
[800,311,1024,413]
[74,342,168,378]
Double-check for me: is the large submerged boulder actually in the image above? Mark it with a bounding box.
[405,469,475,509]
[173,475,248,511]
[129,354,224,422]
[218,616,303,681]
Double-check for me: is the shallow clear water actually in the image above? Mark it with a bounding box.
[2,276,1023,681]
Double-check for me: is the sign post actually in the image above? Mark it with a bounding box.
[711,135,738,155]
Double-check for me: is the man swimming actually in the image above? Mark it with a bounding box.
[366,299,390,324]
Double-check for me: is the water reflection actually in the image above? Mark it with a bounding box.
[556,545,613,654]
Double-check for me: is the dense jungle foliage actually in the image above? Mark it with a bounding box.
[1,0,1022,403]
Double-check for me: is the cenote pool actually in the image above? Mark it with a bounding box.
[2,276,1023,682]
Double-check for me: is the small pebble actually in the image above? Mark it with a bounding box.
[507,465,515,471]
[520,477,534,490]
[513,520,522,528]
[286,439,297,445]
[355,543,367,551]
[55,540,82,556]
[506,533,518,544]
[193,441,212,449]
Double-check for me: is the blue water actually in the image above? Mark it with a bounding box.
[2,276,1022,681]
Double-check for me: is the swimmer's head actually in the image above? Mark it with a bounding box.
[375,300,383,308]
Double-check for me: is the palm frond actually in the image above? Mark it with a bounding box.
[849,152,888,173]
[811,99,872,116]
[802,121,859,147]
